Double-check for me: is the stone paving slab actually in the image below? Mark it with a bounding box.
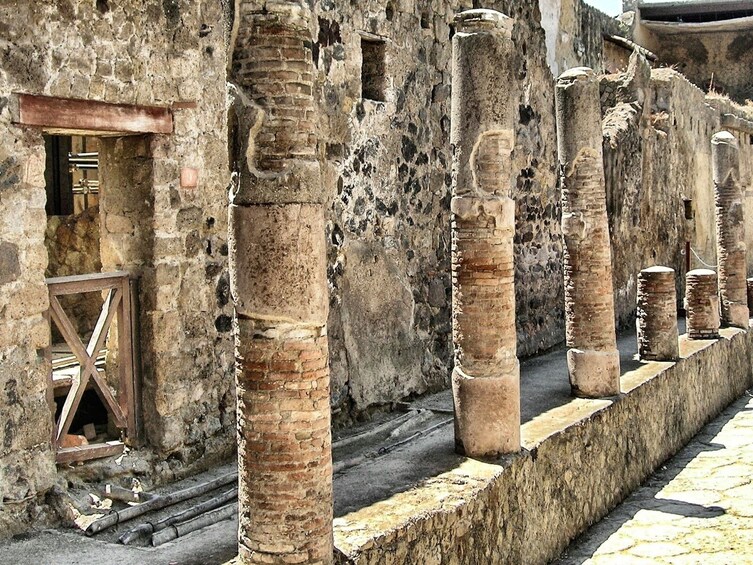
[555,392,753,565]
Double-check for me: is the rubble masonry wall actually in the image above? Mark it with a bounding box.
[0,0,233,535]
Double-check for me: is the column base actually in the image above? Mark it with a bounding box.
[725,303,749,329]
[567,348,621,398]
[452,367,520,457]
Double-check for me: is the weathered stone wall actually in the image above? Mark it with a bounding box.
[334,327,753,564]
[603,63,753,327]
[0,122,57,537]
[0,0,233,535]
[45,206,102,338]
[635,24,753,104]
[539,0,627,77]
[306,0,627,416]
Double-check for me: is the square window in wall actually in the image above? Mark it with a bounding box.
[361,37,386,102]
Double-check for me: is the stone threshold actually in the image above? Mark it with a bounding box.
[333,326,753,564]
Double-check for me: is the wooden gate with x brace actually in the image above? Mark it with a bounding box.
[46,271,140,463]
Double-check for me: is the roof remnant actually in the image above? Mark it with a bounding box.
[603,34,658,61]
[638,0,753,23]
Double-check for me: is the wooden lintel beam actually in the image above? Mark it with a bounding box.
[13,93,173,135]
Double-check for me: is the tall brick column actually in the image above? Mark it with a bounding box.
[450,9,520,457]
[712,131,748,328]
[230,2,332,564]
[555,68,620,398]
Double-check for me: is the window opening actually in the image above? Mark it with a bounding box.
[684,199,694,221]
[361,37,387,102]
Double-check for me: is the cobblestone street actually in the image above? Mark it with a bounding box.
[556,392,753,564]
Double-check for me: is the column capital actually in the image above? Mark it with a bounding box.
[454,9,512,36]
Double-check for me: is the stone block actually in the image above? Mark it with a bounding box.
[0,242,20,284]
[229,203,327,326]
[567,348,621,398]
[452,367,520,456]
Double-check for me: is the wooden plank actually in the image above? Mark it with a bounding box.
[119,277,137,441]
[46,271,129,296]
[46,271,140,455]
[84,289,127,427]
[13,94,172,135]
[127,277,143,446]
[49,296,89,368]
[86,288,119,360]
[56,441,125,465]
[52,351,106,370]
[90,369,127,429]
[56,369,88,441]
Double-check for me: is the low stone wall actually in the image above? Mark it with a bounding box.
[333,326,753,564]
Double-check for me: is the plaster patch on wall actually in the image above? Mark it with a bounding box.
[539,0,563,76]
[470,129,514,197]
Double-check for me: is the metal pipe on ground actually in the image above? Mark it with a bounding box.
[85,472,237,535]
[151,503,237,547]
[118,487,238,545]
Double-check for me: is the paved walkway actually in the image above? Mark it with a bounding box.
[556,392,753,565]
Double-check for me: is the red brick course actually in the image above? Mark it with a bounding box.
[237,329,332,565]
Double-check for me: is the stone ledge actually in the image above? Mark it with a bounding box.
[334,326,753,564]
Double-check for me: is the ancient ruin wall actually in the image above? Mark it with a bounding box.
[636,25,753,104]
[334,327,753,565]
[540,0,627,77]
[309,0,622,416]
[603,63,753,328]
[224,0,630,418]
[0,0,233,534]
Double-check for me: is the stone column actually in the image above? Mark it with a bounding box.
[450,9,519,457]
[686,269,720,339]
[636,266,679,361]
[713,131,748,328]
[230,2,332,564]
[555,68,620,398]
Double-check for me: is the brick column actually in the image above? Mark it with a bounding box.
[230,2,332,564]
[686,269,720,339]
[555,68,620,398]
[450,9,519,457]
[636,266,679,361]
[712,131,748,328]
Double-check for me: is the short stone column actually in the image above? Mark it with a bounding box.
[555,67,620,397]
[636,266,679,361]
[713,131,748,328]
[686,269,721,339]
[450,9,520,457]
[230,2,332,564]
